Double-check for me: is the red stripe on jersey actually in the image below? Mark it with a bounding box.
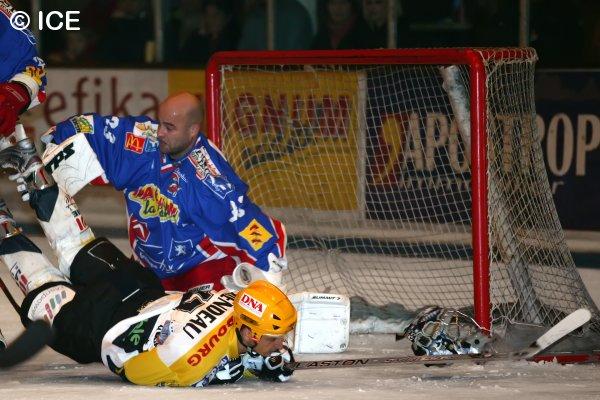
[198,236,219,257]
[270,218,287,258]
[90,175,109,185]
[211,239,256,265]
[161,164,176,174]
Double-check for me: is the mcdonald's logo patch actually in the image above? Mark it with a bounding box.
[125,132,146,154]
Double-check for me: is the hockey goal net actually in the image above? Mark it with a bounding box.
[206,49,599,338]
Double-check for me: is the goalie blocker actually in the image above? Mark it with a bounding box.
[289,292,350,354]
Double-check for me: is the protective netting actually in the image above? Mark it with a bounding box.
[214,49,599,336]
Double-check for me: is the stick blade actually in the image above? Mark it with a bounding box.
[524,308,592,359]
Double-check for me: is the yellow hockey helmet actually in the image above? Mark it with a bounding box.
[233,280,297,342]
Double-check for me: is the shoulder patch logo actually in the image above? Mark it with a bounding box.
[69,115,94,134]
[133,121,158,138]
[144,138,159,152]
[239,293,266,318]
[239,219,273,251]
[125,132,146,154]
[188,146,221,180]
[133,121,159,152]
[188,147,234,199]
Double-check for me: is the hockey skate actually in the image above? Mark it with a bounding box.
[0,125,54,199]
[0,198,21,241]
[0,329,5,350]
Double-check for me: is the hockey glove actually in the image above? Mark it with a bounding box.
[210,357,246,385]
[242,346,295,382]
[9,175,30,202]
[0,82,30,136]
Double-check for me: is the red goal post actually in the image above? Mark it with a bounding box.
[205,48,599,338]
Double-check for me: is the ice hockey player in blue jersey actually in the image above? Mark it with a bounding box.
[28,92,287,294]
[0,0,47,350]
[0,0,47,135]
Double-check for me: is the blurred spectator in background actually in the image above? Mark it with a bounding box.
[30,0,598,68]
[7,0,30,14]
[529,0,584,68]
[577,0,600,67]
[403,0,468,47]
[47,31,93,65]
[173,0,204,48]
[583,16,600,67]
[312,0,363,50]
[178,0,240,64]
[36,0,98,63]
[359,0,409,48]
[164,0,203,60]
[98,0,153,64]
[238,0,313,50]
[466,0,518,47]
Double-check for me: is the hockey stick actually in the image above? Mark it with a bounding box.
[0,275,20,313]
[0,320,53,368]
[519,308,591,359]
[288,308,592,370]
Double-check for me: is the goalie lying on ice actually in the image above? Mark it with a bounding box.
[0,183,297,386]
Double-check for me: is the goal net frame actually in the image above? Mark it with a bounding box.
[205,48,599,341]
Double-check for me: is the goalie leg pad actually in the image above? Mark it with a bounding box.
[0,234,67,295]
[22,282,75,326]
[42,132,106,197]
[21,275,164,364]
[29,185,95,275]
[288,292,350,354]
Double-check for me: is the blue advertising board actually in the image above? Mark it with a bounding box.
[536,71,600,230]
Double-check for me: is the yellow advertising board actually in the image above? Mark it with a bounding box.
[221,71,364,211]
[167,69,205,98]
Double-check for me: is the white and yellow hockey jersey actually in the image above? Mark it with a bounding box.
[101,289,243,387]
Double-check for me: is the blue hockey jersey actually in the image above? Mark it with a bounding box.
[0,1,46,108]
[52,114,286,279]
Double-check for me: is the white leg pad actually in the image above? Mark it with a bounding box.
[0,249,67,295]
[288,293,350,354]
[42,132,107,197]
[27,284,76,325]
[37,187,95,276]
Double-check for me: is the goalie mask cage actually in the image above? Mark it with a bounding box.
[206,48,600,344]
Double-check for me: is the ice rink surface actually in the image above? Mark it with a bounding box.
[0,236,599,400]
[0,184,599,399]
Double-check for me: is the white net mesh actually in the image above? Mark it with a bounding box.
[214,49,599,335]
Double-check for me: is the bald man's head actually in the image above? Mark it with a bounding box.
[157,92,203,159]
